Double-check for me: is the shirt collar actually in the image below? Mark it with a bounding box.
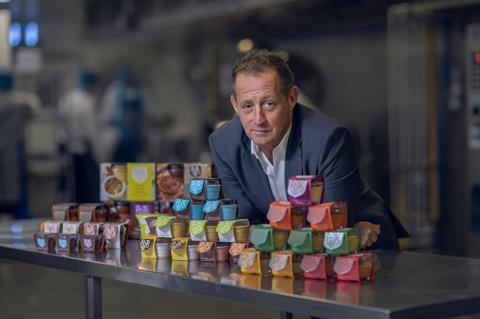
[250,124,292,159]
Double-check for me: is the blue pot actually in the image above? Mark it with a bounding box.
[221,204,238,220]
[191,204,205,220]
[205,185,221,200]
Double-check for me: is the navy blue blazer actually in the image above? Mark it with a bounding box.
[209,104,408,249]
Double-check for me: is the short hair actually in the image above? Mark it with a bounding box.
[231,49,295,96]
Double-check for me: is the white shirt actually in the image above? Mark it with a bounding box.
[251,125,291,202]
[58,87,97,155]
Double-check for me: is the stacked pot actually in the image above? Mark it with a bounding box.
[239,175,376,282]
[138,177,250,264]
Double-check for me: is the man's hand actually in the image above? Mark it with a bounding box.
[353,221,381,248]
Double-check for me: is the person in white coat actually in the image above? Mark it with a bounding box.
[0,70,40,218]
[58,71,99,202]
[98,67,144,163]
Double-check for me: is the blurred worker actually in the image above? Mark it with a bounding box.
[98,67,144,162]
[58,70,99,202]
[0,70,40,219]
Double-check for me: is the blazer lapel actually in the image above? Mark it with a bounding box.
[285,105,303,191]
[241,134,275,206]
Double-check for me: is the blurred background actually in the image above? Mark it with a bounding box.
[2,0,480,317]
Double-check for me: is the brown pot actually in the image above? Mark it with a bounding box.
[331,206,346,229]
[358,253,374,279]
[95,209,107,223]
[116,202,130,224]
[326,256,335,277]
[292,254,302,275]
[215,244,229,262]
[291,208,306,229]
[260,252,271,275]
[312,231,324,253]
[273,229,289,250]
[187,243,199,260]
[347,233,360,253]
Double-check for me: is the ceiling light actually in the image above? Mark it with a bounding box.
[237,38,254,53]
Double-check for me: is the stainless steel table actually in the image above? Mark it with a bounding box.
[1,219,480,319]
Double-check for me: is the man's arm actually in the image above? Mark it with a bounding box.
[320,127,403,249]
[208,135,265,223]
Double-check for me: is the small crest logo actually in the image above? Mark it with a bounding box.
[104,225,118,240]
[269,254,289,271]
[333,257,355,275]
[170,240,183,250]
[238,251,256,268]
[135,204,151,214]
[287,180,308,198]
[190,165,201,177]
[132,166,148,183]
[59,238,68,248]
[324,232,344,250]
[44,223,59,233]
[83,238,93,248]
[37,238,46,247]
[139,239,152,251]
[65,224,74,233]
[84,224,97,236]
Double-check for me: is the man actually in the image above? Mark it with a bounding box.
[209,49,408,249]
[58,70,99,202]
[0,70,40,218]
[98,67,144,162]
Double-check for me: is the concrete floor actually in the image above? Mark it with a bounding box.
[0,260,308,319]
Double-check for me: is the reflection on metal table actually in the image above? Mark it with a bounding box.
[1,219,480,319]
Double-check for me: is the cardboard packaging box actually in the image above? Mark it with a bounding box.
[127,163,155,202]
[156,163,184,201]
[184,163,213,193]
[100,163,128,202]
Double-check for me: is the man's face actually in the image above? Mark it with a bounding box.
[231,68,299,154]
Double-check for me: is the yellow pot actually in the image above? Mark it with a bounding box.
[171,221,188,238]
[206,225,219,242]
[233,225,250,242]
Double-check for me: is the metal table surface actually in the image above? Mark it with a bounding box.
[1,219,480,319]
